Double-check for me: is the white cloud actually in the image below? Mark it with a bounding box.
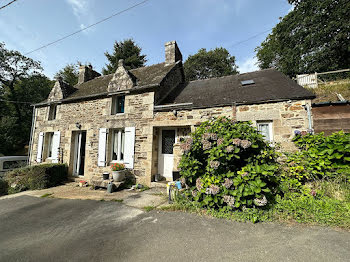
[238,56,259,73]
[66,0,89,18]
[66,0,95,34]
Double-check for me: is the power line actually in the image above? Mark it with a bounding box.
[24,0,149,55]
[0,99,32,104]
[228,28,272,48]
[0,0,18,11]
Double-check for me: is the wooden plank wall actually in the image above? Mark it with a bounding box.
[312,104,350,135]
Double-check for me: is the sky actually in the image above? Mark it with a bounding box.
[0,0,293,79]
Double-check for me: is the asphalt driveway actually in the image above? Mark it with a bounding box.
[0,196,349,262]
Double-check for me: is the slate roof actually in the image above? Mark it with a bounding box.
[161,69,316,108]
[35,62,177,106]
[69,62,176,100]
[68,74,113,99]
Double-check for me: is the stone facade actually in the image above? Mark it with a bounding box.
[236,100,312,151]
[31,91,155,185]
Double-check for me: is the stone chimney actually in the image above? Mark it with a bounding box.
[165,41,182,65]
[78,65,101,84]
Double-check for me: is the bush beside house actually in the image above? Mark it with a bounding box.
[177,117,350,228]
[1,163,68,195]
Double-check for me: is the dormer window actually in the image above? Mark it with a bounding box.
[48,105,57,120]
[111,95,125,115]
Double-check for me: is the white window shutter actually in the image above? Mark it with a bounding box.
[36,132,44,163]
[52,131,61,163]
[124,127,135,169]
[98,128,108,167]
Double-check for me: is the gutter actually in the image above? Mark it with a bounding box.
[154,97,315,112]
[312,100,349,107]
[305,103,313,130]
[34,84,160,107]
[28,105,36,166]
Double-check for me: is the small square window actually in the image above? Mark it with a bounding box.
[48,105,57,120]
[257,121,273,142]
[111,96,125,115]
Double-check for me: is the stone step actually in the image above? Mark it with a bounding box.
[90,178,125,191]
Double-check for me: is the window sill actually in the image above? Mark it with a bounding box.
[109,160,124,165]
[111,113,125,116]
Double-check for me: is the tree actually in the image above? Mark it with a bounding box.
[102,39,147,75]
[0,43,53,155]
[256,0,350,77]
[184,48,239,81]
[54,63,79,86]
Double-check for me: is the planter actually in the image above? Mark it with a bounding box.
[112,170,126,182]
[102,172,109,180]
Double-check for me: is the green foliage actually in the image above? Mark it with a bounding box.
[143,205,155,212]
[184,48,239,81]
[40,193,53,198]
[179,117,279,210]
[285,131,350,182]
[256,0,350,77]
[102,39,146,75]
[54,63,79,86]
[5,163,68,194]
[0,43,53,155]
[273,194,350,229]
[170,180,350,229]
[111,199,123,202]
[0,178,9,196]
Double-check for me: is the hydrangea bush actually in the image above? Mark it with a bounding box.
[179,117,279,210]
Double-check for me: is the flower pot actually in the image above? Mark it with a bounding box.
[112,170,126,182]
[103,172,109,180]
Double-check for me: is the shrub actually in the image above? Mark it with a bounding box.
[285,131,350,182]
[0,178,9,196]
[179,117,279,210]
[5,163,68,194]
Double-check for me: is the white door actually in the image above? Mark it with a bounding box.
[158,129,176,180]
[73,131,86,176]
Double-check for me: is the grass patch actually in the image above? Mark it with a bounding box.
[139,186,150,192]
[143,205,155,212]
[307,81,350,103]
[111,199,123,202]
[166,185,350,229]
[40,193,53,198]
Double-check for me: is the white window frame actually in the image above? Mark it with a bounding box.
[110,129,125,163]
[111,95,125,115]
[257,121,273,142]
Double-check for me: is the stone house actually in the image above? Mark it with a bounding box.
[29,41,315,185]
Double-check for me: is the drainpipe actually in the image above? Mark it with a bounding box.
[305,103,313,131]
[28,105,36,166]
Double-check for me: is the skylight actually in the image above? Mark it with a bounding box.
[241,79,255,86]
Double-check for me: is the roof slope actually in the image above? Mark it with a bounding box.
[55,62,177,101]
[162,69,315,107]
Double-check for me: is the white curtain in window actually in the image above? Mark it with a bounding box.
[121,131,125,158]
[259,124,270,141]
[113,130,119,156]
